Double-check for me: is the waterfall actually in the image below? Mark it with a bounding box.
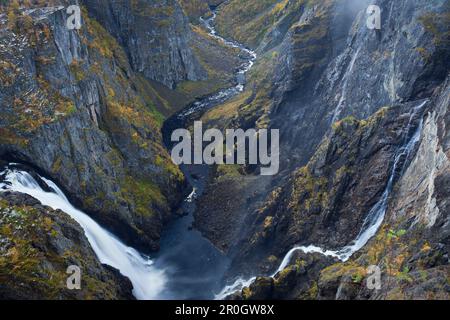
[215,276,257,300]
[216,101,427,299]
[277,102,426,263]
[0,168,166,300]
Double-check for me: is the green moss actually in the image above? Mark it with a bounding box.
[131,75,169,123]
[332,115,358,131]
[121,176,167,217]
[263,216,274,230]
[242,286,253,300]
[155,155,184,182]
[0,197,130,299]
[320,261,366,284]
[216,164,244,181]
[0,59,18,86]
[289,166,329,213]
[177,0,210,22]
[275,266,296,284]
[130,0,175,17]
[0,203,65,298]
[84,13,115,59]
[305,281,318,299]
[215,0,290,48]
[419,10,450,46]
[0,128,28,146]
[69,59,86,82]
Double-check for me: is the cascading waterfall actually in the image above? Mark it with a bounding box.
[216,100,427,299]
[0,168,166,300]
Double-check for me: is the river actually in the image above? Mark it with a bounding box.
[158,9,257,299]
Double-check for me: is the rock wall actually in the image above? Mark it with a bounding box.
[0,4,185,252]
[82,0,207,89]
[201,0,449,299]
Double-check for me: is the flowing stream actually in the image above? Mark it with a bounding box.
[177,12,256,119]
[158,8,257,299]
[330,47,361,124]
[216,100,427,299]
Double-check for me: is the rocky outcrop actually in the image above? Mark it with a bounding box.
[228,252,336,300]
[178,0,212,22]
[0,191,134,300]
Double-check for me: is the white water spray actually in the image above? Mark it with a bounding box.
[0,169,166,300]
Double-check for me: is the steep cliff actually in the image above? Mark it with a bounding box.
[82,0,207,89]
[0,4,184,252]
[1,0,448,301]
[239,78,449,300]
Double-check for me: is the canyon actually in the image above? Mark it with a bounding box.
[0,0,449,300]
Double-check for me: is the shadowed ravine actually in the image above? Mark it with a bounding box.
[158,9,257,299]
[0,4,431,299]
[0,11,427,300]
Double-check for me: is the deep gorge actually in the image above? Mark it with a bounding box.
[0,0,449,301]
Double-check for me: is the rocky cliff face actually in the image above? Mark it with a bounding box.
[0,191,134,300]
[233,102,426,271]
[0,4,185,252]
[82,0,207,89]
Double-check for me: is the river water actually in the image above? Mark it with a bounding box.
[157,9,257,299]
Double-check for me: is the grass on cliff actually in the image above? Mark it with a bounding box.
[177,0,211,22]
[215,0,286,48]
[119,175,168,218]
